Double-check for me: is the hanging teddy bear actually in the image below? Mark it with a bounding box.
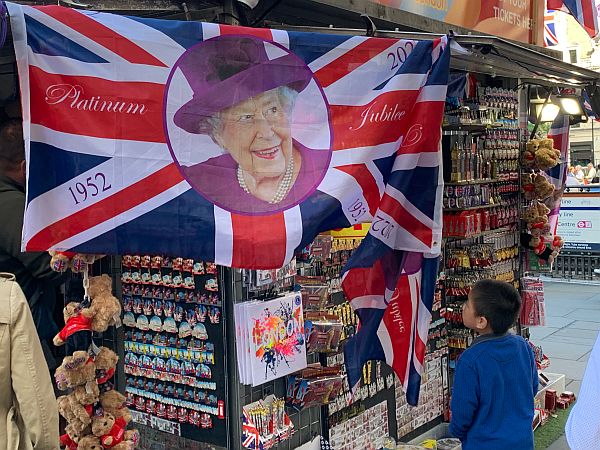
[91,412,139,450]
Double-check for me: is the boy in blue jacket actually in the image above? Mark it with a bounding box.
[450,279,538,450]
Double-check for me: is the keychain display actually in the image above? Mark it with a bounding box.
[395,350,448,438]
[121,254,227,445]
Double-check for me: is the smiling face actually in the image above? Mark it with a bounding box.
[212,88,293,179]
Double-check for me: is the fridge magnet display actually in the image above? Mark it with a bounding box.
[121,254,227,446]
[235,292,307,386]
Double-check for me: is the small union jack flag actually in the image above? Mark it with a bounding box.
[544,10,560,46]
[242,410,263,450]
[547,0,598,38]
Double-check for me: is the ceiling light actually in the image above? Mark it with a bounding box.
[534,103,560,122]
[557,95,584,115]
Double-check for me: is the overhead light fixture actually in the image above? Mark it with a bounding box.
[237,0,259,8]
[557,95,585,115]
[534,103,561,122]
[528,88,588,125]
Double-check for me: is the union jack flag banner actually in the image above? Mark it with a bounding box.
[544,10,560,46]
[547,114,570,235]
[547,0,599,38]
[7,2,450,403]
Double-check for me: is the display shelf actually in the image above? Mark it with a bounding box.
[444,226,514,241]
[445,178,500,186]
[443,202,507,212]
[442,122,507,132]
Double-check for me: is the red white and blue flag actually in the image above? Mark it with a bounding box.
[544,10,560,46]
[547,114,570,235]
[7,2,449,403]
[242,410,263,450]
[342,249,439,405]
[547,0,598,38]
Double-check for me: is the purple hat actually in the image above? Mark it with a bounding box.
[173,36,312,135]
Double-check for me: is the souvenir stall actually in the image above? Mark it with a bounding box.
[1,1,599,450]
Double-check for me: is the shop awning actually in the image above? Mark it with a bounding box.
[274,25,600,87]
[3,3,599,87]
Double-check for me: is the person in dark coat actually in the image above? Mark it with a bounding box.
[0,119,67,366]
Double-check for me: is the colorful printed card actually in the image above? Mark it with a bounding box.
[235,293,307,386]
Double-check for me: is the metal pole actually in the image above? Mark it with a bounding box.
[592,118,595,166]
[221,266,242,450]
[530,87,552,140]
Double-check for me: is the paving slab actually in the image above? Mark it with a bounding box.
[565,309,600,322]
[543,316,576,329]
[549,299,600,310]
[566,379,582,395]
[538,341,589,361]
[544,335,597,346]
[546,435,569,450]
[543,306,579,317]
[529,327,560,341]
[552,328,599,339]
[565,320,600,331]
[546,358,588,381]
[578,351,591,363]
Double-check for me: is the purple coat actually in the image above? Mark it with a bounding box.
[181,142,330,215]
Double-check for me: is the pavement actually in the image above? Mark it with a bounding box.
[528,280,600,450]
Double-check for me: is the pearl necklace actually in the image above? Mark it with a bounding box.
[237,156,294,204]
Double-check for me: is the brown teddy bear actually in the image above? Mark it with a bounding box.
[521,202,550,227]
[534,139,561,171]
[74,383,100,408]
[100,390,132,424]
[55,351,96,390]
[523,140,539,169]
[49,250,75,273]
[533,174,555,200]
[95,346,119,385]
[64,423,91,447]
[81,275,122,333]
[547,235,565,264]
[77,435,104,450]
[521,173,536,200]
[53,302,93,346]
[92,412,139,450]
[57,393,93,433]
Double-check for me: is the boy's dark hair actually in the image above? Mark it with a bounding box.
[0,119,24,171]
[470,279,521,334]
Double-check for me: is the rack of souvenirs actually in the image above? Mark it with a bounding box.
[440,83,523,372]
[444,86,518,127]
[241,396,295,450]
[520,135,565,271]
[120,254,226,442]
